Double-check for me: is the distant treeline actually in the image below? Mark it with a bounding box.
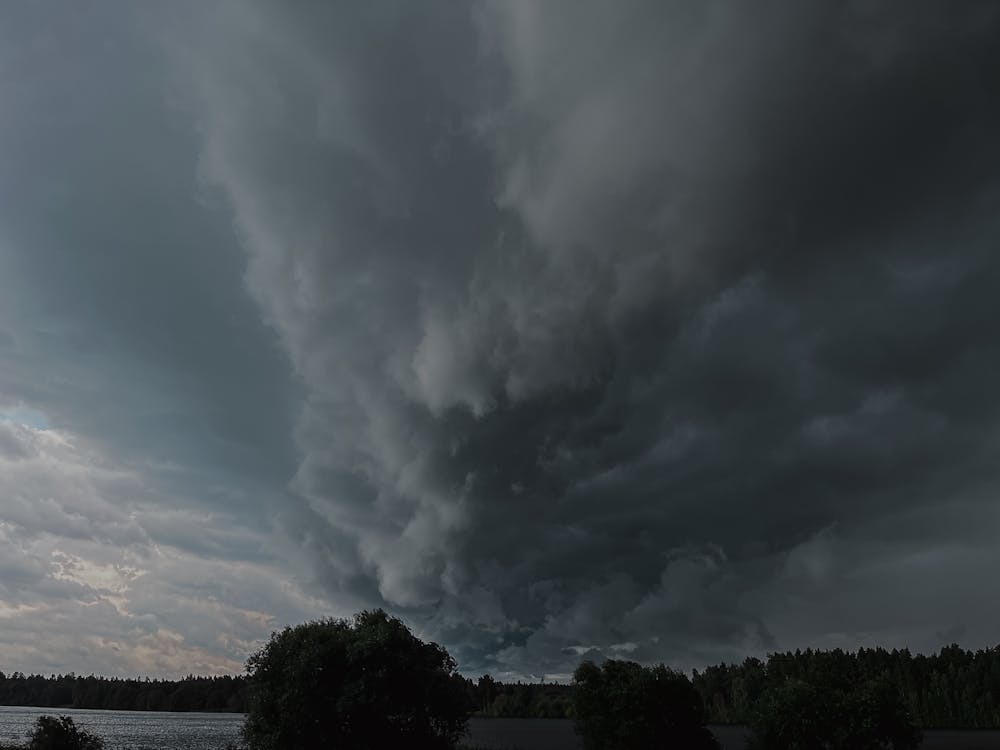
[6,643,1000,727]
[692,644,1000,728]
[462,643,1000,726]
[0,672,246,713]
[461,675,574,718]
[0,669,568,718]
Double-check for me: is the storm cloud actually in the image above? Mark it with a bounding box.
[1,0,999,678]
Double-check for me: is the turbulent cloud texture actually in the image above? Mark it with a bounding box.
[1,0,1000,677]
[0,419,328,677]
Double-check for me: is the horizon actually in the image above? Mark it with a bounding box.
[2,1,1000,682]
[0,637,995,684]
[0,637,996,707]
[0,624,995,686]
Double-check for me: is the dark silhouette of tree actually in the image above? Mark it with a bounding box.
[240,609,470,750]
[470,677,574,718]
[25,716,104,750]
[4,639,1000,730]
[476,674,498,714]
[748,676,921,750]
[692,644,1000,728]
[572,659,719,750]
[0,672,246,713]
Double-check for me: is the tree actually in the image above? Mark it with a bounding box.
[572,659,719,749]
[241,609,471,750]
[26,716,104,750]
[748,677,922,750]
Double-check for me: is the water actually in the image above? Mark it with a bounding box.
[5,708,998,750]
[464,719,1000,750]
[0,706,243,749]
[463,719,747,750]
[465,718,580,750]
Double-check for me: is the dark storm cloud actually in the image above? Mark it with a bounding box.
[0,3,320,675]
[2,0,999,678]
[163,0,1000,677]
[0,3,297,497]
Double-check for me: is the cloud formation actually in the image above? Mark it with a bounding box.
[0,418,333,677]
[1,0,999,678]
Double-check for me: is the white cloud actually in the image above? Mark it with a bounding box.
[0,416,332,677]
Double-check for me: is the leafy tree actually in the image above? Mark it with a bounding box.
[692,644,1000,728]
[748,677,921,750]
[747,679,834,749]
[572,659,719,750]
[241,609,470,750]
[26,716,104,750]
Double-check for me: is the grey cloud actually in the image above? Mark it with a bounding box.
[0,421,332,677]
[0,421,35,460]
[164,0,1000,677]
[1,0,998,679]
[0,2,298,502]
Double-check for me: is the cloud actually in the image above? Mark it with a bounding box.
[1,0,999,678]
[160,0,1000,677]
[0,418,331,678]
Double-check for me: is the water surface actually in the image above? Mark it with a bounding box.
[0,706,243,749]
[4,707,999,749]
[464,719,1000,750]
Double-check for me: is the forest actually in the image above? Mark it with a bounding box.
[464,675,574,718]
[3,642,1000,728]
[0,669,572,719]
[692,644,1000,728]
[469,643,1000,727]
[0,672,246,713]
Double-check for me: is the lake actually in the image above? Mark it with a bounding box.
[0,706,243,749]
[465,720,747,749]
[3,708,1000,749]
[467,719,1000,750]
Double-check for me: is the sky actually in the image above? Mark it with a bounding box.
[1,1,999,681]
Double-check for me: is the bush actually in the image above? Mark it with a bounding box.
[26,716,104,750]
[572,659,719,749]
[748,677,922,750]
[241,609,470,750]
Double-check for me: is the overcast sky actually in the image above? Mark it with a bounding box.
[1,1,999,680]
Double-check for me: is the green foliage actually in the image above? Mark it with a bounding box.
[469,675,574,718]
[572,659,719,750]
[748,679,828,749]
[0,671,245,713]
[747,677,921,750]
[692,644,1000,728]
[25,716,104,750]
[241,609,471,750]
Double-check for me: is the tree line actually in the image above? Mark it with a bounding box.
[0,672,246,713]
[461,675,574,718]
[0,612,933,750]
[462,642,1000,727]
[5,641,1000,729]
[692,643,1000,728]
[0,668,574,719]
